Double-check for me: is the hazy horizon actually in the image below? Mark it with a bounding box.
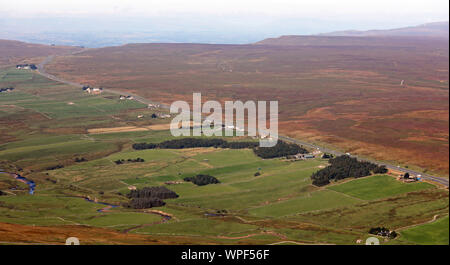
[0,0,448,47]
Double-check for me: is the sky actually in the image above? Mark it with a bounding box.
[0,0,448,46]
[1,0,448,21]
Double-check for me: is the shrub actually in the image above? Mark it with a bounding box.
[75,157,87,162]
[184,174,220,186]
[46,164,64,170]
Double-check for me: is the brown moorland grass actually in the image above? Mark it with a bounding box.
[88,126,148,134]
[0,222,242,245]
[0,39,82,67]
[44,37,449,176]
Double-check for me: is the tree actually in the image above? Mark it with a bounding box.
[253,141,308,159]
[128,186,179,199]
[125,198,166,209]
[184,174,220,186]
[132,138,257,150]
[311,155,387,186]
[322,153,333,159]
[404,173,410,179]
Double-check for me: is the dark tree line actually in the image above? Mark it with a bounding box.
[311,155,388,186]
[132,138,258,150]
[226,141,259,149]
[133,138,308,159]
[132,142,158,150]
[0,190,6,196]
[184,174,220,186]
[125,186,179,209]
[114,158,145,165]
[128,186,179,199]
[253,141,308,159]
[125,198,166,209]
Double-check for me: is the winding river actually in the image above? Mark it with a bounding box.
[0,171,35,195]
[0,171,173,230]
[83,197,119,212]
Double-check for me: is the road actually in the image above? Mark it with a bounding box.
[36,55,449,187]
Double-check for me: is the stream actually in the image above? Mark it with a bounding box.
[0,171,36,195]
[83,197,119,212]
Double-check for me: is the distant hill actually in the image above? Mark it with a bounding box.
[0,39,81,66]
[320,21,448,38]
[256,22,449,46]
[255,35,448,46]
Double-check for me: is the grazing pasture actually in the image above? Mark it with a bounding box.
[397,216,449,245]
[328,175,435,200]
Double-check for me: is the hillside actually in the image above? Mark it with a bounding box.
[0,39,82,67]
[42,37,449,176]
[320,21,449,38]
[0,65,448,245]
[255,35,448,46]
[257,22,448,46]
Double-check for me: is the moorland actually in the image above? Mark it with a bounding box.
[0,64,448,245]
[42,36,449,177]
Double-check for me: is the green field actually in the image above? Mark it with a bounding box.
[249,189,361,217]
[328,175,435,200]
[397,216,449,245]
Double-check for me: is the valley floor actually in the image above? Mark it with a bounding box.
[0,67,448,245]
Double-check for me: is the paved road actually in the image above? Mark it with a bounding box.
[36,55,449,187]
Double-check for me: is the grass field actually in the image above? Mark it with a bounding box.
[398,216,449,245]
[249,189,361,217]
[327,175,435,200]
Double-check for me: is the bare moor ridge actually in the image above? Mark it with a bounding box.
[44,36,449,176]
[0,39,82,66]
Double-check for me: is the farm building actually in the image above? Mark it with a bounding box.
[16,64,37,70]
[159,114,171,118]
[0,87,14,93]
[293,154,315,160]
[148,103,160,108]
[85,87,103,94]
